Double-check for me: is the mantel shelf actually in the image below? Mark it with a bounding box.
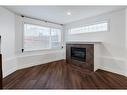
[66,41,102,45]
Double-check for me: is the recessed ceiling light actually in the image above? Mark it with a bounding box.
[67,12,71,15]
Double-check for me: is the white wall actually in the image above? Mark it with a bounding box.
[125,8,127,71]
[17,50,65,69]
[0,7,17,77]
[65,9,127,76]
[0,7,65,77]
[15,15,65,70]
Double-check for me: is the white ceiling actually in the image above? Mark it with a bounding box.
[5,6,126,24]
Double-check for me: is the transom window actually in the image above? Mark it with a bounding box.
[24,23,62,51]
[69,22,108,34]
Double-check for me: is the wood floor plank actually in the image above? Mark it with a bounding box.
[3,60,127,89]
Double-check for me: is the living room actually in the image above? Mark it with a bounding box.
[0,5,127,90]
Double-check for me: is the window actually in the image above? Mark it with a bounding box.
[24,23,62,51]
[51,28,62,48]
[69,22,108,34]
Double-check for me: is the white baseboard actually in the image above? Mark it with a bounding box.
[99,56,127,77]
[2,58,17,78]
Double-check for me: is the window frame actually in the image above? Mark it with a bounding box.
[50,28,63,49]
[68,20,110,35]
[23,22,63,52]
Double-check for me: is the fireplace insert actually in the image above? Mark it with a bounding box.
[71,47,86,62]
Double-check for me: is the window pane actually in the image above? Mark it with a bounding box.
[24,24,50,51]
[51,28,61,48]
[70,27,84,34]
[69,22,108,34]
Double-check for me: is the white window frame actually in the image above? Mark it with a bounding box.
[68,20,110,35]
[23,22,63,52]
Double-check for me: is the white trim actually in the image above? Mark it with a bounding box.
[49,28,52,49]
[24,47,63,52]
[23,16,63,29]
[22,21,25,52]
[23,22,61,30]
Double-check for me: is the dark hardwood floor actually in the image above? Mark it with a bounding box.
[3,60,127,89]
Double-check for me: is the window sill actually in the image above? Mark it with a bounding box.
[23,48,63,52]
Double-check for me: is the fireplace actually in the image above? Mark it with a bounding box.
[66,43,94,71]
[71,47,86,62]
